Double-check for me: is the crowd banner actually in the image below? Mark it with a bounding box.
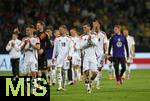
[0,53,150,71]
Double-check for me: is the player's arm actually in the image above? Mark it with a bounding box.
[30,38,40,50]
[68,39,73,60]
[14,40,22,51]
[39,32,47,50]
[81,36,90,49]
[52,39,58,61]
[124,37,129,58]
[90,35,98,46]
[108,37,113,56]
[103,35,108,55]
[20,37,27,50]
[45,34,54,49]
[6,41,13,51]
[132,37,135,57]
[132,45,135,57]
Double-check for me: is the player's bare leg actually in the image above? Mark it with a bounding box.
[72,65,81,83]
[72,65,77,83]
[56,67,66,91]
[51,66,56,85]
[126,63,131,80]
[62,69,68,89]
[38,70,42,77]
[84,70,97,93]
[46,66,51,86]
[76,65,81,81]
[84,70,91,93]
[95,67,102,90]
[108,62,113,80]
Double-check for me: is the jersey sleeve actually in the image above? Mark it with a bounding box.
[6,40,12,51]
[39,32,47,41]
[36,37,40,49]
[14,40,22,51]
[131,37,135,45]
[90,35,98,46]
[68,38,74,57]
[103,35,108,54]
[52,38,58,59]
[124,36,129,57]
[81,36,88,49]
[36,37,40,44]
[103,35,108,44]
[108,36,113,55]
[39,32,47,50]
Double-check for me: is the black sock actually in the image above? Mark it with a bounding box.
[120,65,126,77]
[41,72,46,79]
[91,75,97,81]
[85,80,89,84]
[114,66,120,81]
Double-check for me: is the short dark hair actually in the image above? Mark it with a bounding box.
[93,18,102,25]
[83,23,91,28]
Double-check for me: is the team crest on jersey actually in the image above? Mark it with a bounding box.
[98,38,101,42]
[116,39,122,47]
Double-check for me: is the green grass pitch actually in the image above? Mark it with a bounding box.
[1,70,150,101]
[50,70,150,101]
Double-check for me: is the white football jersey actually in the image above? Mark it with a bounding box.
[52,36,72,60]
[82,33,98,62]
[96,31,107,56]
[23,37,40,63]
[126,35,135,57]
[70,36,81,57]
[6,39,22,59]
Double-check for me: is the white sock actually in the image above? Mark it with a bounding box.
[72,68,75,81]
[123,72,126,78]
[74,69,78,81]
[87,83,90,90]
[64,69,68,86]
[73,68,77,81]
[108,65,113,76]
[126,65,131,76]
[95,72,100,87]
[46,70,51,84]
[77,69,81,81]
[46,70,50,78]
[52,69,56,83]
[57,67,62,88]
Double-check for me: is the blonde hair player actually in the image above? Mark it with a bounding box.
[123,27,135,80]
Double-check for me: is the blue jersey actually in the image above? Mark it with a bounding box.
[108,34,129,58]
[45,34,55,59]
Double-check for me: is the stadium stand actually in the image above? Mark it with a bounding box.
[0,0,149,53]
